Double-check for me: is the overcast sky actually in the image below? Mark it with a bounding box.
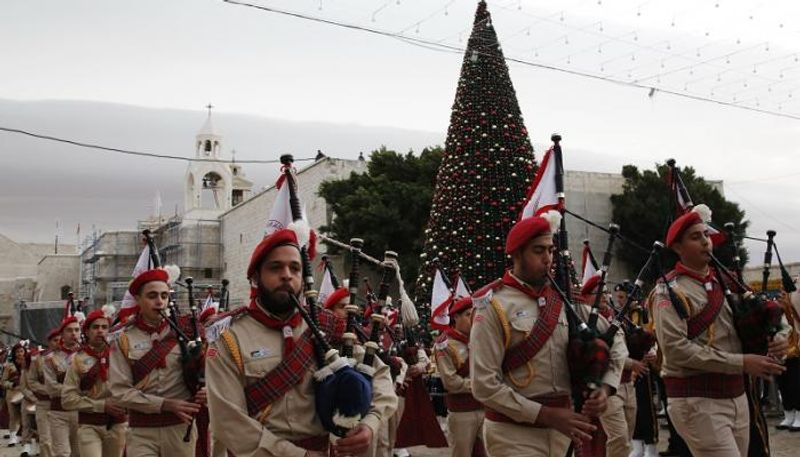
[2,0,800,261]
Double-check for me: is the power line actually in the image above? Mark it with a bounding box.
[222,0,800,121]
[0,126,315,164]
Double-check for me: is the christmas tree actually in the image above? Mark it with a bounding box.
[414,1,537,323]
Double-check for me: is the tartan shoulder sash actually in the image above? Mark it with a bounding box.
[686,279,724,340]
[243,328,315,417]
[79,357,103,392]
[666,268,725,340]
[501,287,563,373]
[130,335,178,385]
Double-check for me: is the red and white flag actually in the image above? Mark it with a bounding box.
[520,147,560,219]
[581,242,599,286]
[318,266,336,305]
[429,269,453,331]
[454,273,471,299]
[120,244,153,309]
[266,174,299,235]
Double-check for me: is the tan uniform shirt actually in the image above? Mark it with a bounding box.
[652,274,743,377]
[27,354,50,404]
[62,349,111,413]
[206,311,397,457]
[43,347,80,401]
[435,333,471,395]
[109,322,192,414]
[471,277,628,425]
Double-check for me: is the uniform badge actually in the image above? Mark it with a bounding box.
[704,282,713,291]
[514,310,531,319]
[250,348,273,360]
[133,342,150,350]
[206,347,218,360]
[537,297,546,308]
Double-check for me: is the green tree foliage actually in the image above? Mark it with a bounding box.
[318,146,443,285]
[611,163,749,276]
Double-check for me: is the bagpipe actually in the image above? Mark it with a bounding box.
[142,230,204,442]
[341,238,365,361]
[550,135,611,394]
[601,242,663,361]
[280,154,373,437]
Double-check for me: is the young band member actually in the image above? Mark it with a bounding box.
[44,317,83,457]
[109,267,205,457]
[62,308,127,457]
[653,206,788,457]
[470,213,627,456]
[434,296,485,457]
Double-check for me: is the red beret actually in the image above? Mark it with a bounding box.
[247,229,300,279]
[129,269,169,296]
[665,212,703,248]
[323,287,350,310]
[449,296,473,316]
[82,309,109,334]
[46,327,60,341]
[505,216,552,254]
[199,306,217,323]
[59,316,79,335]
[580,275,601,297]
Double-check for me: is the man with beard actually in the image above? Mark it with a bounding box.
[109,267,205,457]
[206,227,397,457]
[62,308,127,457]
[653,205,787,457]
[44,316,84,457]
[434,296,485,457]
[470,212,628,457]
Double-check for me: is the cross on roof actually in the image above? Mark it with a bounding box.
[206,103,214,116]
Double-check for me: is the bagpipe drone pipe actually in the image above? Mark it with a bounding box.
[280,154,373,437]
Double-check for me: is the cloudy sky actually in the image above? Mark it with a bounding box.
[2,0,800,261]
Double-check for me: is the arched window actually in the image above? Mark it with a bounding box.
[204,140,212,153]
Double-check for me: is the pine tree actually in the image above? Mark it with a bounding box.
[414,1,537,324]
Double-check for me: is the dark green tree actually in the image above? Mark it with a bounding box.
[611,162,749,275]
[318,146,443,285]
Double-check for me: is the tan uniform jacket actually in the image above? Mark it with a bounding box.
[43,348,79,400]
[652,274,743,377]
[435,333,471,394]
[62,349,111,413]
[27,354,50,404]
[470,277,628,425]
[20,368,37,404]
[206,311,397,457]
[109,322,192,414]
[1,362,22,394]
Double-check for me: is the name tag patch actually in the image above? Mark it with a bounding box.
[250,348,273,360]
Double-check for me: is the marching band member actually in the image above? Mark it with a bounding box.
[44,316,83,457]
[434,296,485,457]
[109,266,204,457]
[653,205,787,457]
[62,308,127,457]
[470,213,627,456]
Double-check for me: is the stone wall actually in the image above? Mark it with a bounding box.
[34,254,81,302]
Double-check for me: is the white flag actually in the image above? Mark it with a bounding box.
[266,174,309,235]
[430,269,453,331]
[520,147,560,219]
[454,275,471,299]
[120,244,152,309]
[581,243,599,286]
[318,267,336,305]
